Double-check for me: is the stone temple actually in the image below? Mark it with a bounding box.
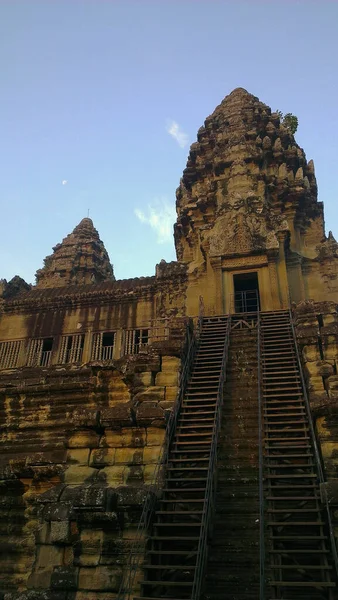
[1,88,338,600]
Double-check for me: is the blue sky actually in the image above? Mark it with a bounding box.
[1,1,338,283]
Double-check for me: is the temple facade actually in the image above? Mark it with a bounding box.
[0,88,338,600]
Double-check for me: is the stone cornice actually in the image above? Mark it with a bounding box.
[2,270,187,315]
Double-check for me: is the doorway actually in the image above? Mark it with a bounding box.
[233,272,260,313]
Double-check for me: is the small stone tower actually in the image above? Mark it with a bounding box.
[35,217,115,288]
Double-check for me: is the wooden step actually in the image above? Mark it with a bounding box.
[268,521,324,526]
[270,535,326,540]
[266,453,313,459]
[177,424,214,430]
[266,473,317,479]
[270,581,335,588]
[162,488,206,493]
[156,511,204,515]
[141,580,193,587]
[266,463,315,469]
[266,428,309,433]
[181,404,217,409]
[154,522,202,527]
[146,550,199,555]
[149,536,200,541]
[266,496,320,501]
[135,596,189,600]
[268,548,328,554]
[267,508,320,513]
[264,412,306,417]
[159,498,204,504]
[167,467,209,472]
[176,432,213,437]
[143,564,197,570]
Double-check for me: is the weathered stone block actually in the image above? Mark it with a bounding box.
[302,344,321,362]
[26,450,67,466]
[144,464,157,483]
[100,404,133,427]
[318,361,335,377]
[143,446,162,464]
[133,386,165,403]
[35,544,64,569]
[320,478,338,505]
[319,441,338,461]
[115,486,149,507]
[89,448,116,466]
[66,449,90,466]
[51,566,78,590]
[61,484,106,510]
[155,371,179,386]
[307,375,325,393]
[101,428,145,448]
[43,502,71,522]
[70,409,99,428]
[63,466,98,485]
[136,403,164,426]
[322,336,338,360]
[36,484,66,504]
[50,521,70,544]
[75,592,117,600]
[67,431,100,449]
[161,356,181,371]
[115,448,143,465]
[27,568,55,590]
[124,465,144,483]
[327,375,338,390]
[165,386,178,401]
[78,566,121,591]
[36,522,50,544]
[136,371,153,386]
[316,416,331,440]
[97,466,125,486]
[146,427,165,447]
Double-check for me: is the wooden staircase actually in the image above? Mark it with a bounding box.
[134,316,230,600]
[261,310,336,600]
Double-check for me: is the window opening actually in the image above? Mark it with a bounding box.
[59,334,85,364]
[0,340,23,370]
[91,331,116,361]
[233,272,260,313]
[27,338,54,367]
[123,329,149,355]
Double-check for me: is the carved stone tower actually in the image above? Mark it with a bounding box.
[35,217,115,288]
[175,88,338,315]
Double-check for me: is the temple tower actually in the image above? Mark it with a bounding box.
[175,88,338,315]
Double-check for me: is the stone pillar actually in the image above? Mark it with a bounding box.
[276,233,290,309]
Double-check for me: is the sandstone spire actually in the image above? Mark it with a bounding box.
[174,87,321,264]
[35,217,115,288]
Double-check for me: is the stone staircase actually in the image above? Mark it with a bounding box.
[204,325,260,600]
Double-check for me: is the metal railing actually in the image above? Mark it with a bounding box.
[230,289,260,314]
[117,317,199,600]
[191,316,232,600]
[289,308,338,579]
[257,310,265,600]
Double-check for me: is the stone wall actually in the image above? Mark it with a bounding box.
[0,347,182,599]
[294,301,338,549]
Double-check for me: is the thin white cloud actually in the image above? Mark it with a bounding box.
[134,198,176,244]
[62,180,68,185]
[166,120,189,148]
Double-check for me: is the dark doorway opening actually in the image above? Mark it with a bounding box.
[233,272,260,313]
